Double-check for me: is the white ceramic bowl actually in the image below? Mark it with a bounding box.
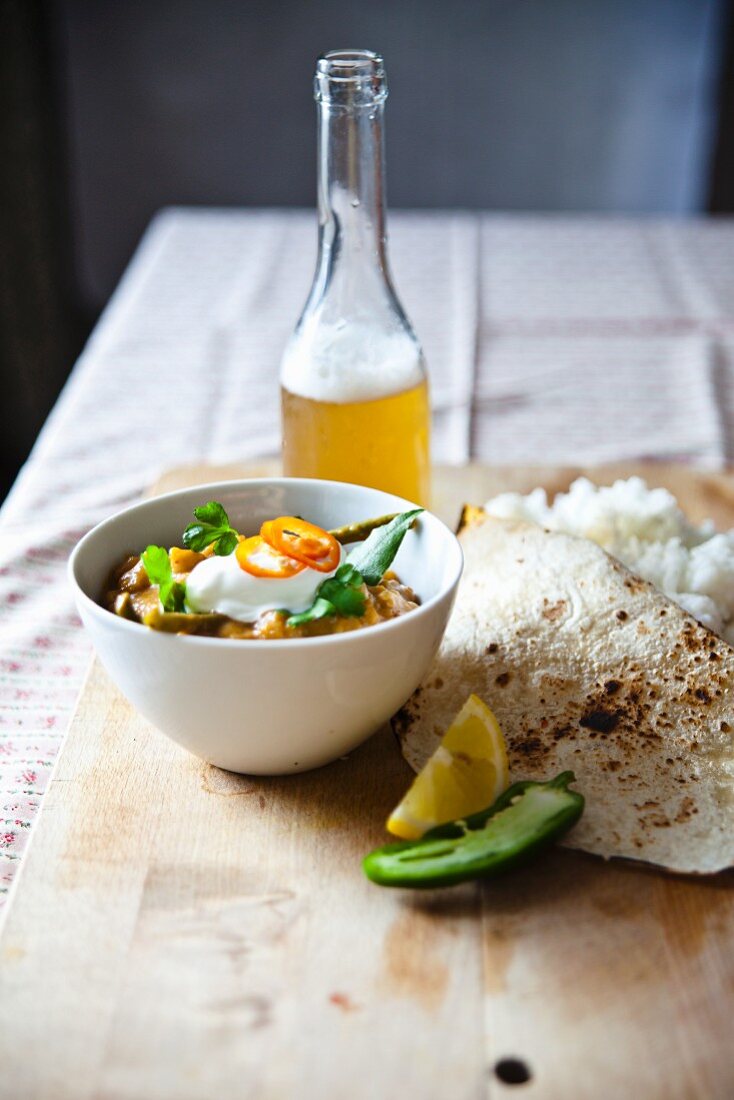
[69,479,463,774]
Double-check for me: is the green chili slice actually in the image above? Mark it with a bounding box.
[362,771,584,889]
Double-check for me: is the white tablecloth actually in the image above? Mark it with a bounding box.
[2,208,734,918]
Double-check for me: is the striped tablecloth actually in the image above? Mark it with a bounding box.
[2,208,734,918]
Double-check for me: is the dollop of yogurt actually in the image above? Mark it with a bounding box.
[185,545,345,621]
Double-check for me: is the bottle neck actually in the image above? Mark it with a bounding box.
[316,98,388,278]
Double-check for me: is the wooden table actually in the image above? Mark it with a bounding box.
[1,461,732,1099]
[4,209,734,922]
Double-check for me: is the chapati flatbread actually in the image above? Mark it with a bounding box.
[395,509,734,873]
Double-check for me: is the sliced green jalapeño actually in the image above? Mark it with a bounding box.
[363,771,584,889]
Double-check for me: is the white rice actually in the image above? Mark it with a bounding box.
[484,477,734,645]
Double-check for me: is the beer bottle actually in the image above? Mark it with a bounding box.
[281,49,430,505]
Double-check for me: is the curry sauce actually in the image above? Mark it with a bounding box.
[103,553,420,639]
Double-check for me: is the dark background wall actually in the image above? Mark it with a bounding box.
[58,0,728,313]
[1,0,733,499]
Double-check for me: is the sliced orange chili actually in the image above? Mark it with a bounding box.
[262,516,341,574]
[235,535,307,578]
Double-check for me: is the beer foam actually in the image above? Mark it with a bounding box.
[280,322,424,403]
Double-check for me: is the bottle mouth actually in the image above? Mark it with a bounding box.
[315,49,388,106]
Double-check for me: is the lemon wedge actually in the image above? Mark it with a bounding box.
[387,694,510,840]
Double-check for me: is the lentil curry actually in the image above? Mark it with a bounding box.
[104,553,419,639]
[101,505,422,640]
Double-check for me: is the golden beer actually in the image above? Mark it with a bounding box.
[282,378,430,505]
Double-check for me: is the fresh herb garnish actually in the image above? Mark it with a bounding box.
[346,509,423,586]
[141,545,187,613]
[182,501,239,556]
[286,563,367,627]
[286,509,423,627]
[285,597,337,628]
[319,562,367,615]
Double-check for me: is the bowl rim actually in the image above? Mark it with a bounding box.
[68,477,464,651]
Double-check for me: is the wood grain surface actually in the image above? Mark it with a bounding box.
[0,463,732,1100]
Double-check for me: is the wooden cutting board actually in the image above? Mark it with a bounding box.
[1,463,733,1100]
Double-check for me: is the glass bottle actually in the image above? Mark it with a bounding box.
[280,49,430,505]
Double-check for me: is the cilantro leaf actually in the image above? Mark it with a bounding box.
[285,562,367,627]
[286,597,337,628]
[214,530,239,556]
[332,562,362,585]
[141,545,187,614]
[181,523,209,548]
[347,509,423,586]
[182,500,240,555]
[319,567,367,617]
[193,501,229,527]
[141,545,169,585]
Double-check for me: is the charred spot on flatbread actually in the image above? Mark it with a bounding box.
[394,511,734,874]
